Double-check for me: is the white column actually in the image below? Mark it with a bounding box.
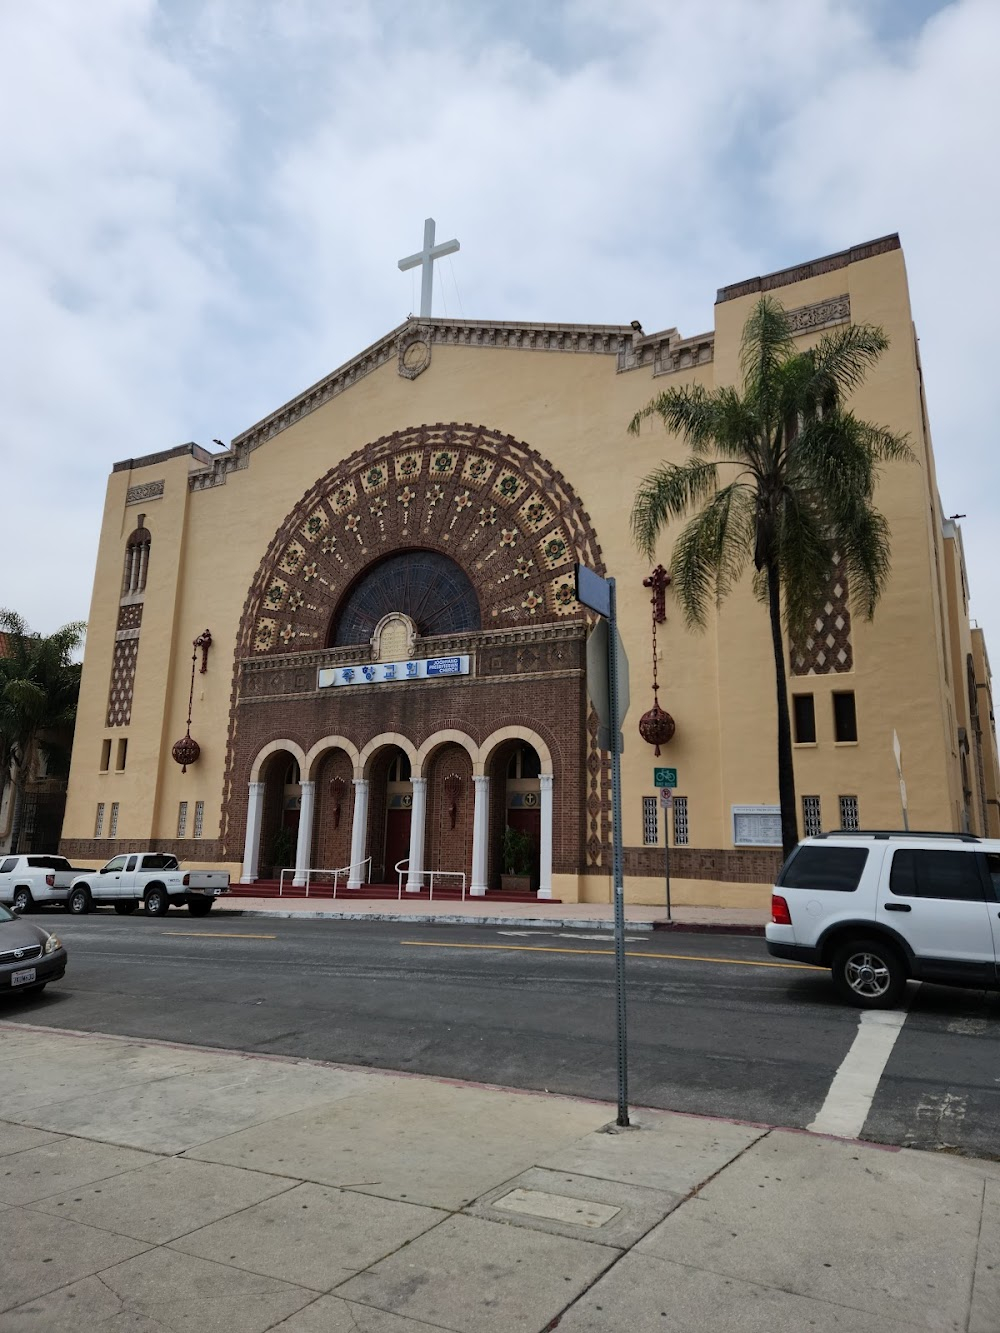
[405,777,427,893]
[470,775,490,896]
[346,779,369,889]
[241,782,265,883]
[538,773,554,899]
[128,547,139,594]
[137,542,149,593]
[292,781,315,887]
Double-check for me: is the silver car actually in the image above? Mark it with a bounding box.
[0,902,67,995]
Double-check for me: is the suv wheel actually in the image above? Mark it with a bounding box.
[68,886,91,915]
[831,937,907,1009]
[12,887,33,914]
[144,887,169,917]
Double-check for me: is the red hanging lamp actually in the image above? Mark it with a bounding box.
[638,566,675,756]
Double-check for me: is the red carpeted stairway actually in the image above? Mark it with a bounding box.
[227,880,558,903]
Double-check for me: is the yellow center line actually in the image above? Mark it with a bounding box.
[399,939,815,970]
[165,931,277,940]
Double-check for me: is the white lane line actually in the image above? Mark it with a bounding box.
[808,1006,911,1139]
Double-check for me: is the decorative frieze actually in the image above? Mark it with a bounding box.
[125,479,164,505]
[785,295,850,335]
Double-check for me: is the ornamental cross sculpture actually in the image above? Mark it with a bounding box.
[398,218,460,318]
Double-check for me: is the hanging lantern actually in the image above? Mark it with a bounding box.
[172,629,211,772]
[638,566,675,755]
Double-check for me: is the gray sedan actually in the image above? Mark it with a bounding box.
[0,902,66,994]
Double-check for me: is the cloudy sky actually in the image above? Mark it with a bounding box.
[2,0,997,661]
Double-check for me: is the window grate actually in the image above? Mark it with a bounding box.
[94,803,105,838]
[642,796,658,846]
[193,801,204,838]
[673,796,689,846]
[839,795,860,831]
[803,795,822,838]
[109,802,119,838]
[177,801,188,838]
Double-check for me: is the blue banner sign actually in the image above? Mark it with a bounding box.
[318,655,470,689]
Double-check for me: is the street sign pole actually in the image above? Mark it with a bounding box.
[660,790,673,921]
[606,576,629,1127]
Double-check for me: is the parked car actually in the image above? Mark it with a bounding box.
[766,830,1000,1007]
[0,854,93,913]
[68,853,230,917]
[0,901,66,995]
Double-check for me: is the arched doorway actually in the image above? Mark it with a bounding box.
[311,747,354,872]
[258,750,300,878]
[423,742,475,890]
[366,746,413,883]
[487,740,542,890]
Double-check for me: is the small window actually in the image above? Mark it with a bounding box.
[839,795,860,831]
[833,692,858,742]
[642,796,658,846]
[194,801,204,838]
[0,857,19,874]
[177,801,188,838]
[802,795,822,838]
[673,796,689,846]
[520,748,541,779]
[125,855,138,872]
[95,803,105,837]
[116,738,128,772]
[388,754,411,783]
[985,853,1000,901]
[102,854,128,872]
[100,739,111,772]
[284,761,300,786]
[793,695,816,744]
[109,802,119,837]
[777,845,868,893]
[141,854,179,870]
[889,849,985,902]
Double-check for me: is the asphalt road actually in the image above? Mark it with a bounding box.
[4,912,999,1158]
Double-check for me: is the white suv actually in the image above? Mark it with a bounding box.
[766,831,1000,1008]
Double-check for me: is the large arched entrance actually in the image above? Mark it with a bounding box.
[486,740,542,890]
[365,745,414,884]
[257,750,300,879]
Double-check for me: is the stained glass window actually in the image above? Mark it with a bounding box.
[330,551,481,647]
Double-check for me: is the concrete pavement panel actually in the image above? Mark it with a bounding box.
[555,1251,926,1332]
[0,1274,155,1332]
[0,1122,61,1157]
[268,1294,455,1330]
[637,1129,983,1330]
[468,1166,681,1248]
[31,1155,298,1244]
[335,1212,617,1332]
[537,1109,766,1195]
[4,1052,369,1154]
[0,1135,157,1206]
[169,1181,447,1292]
[185,1075,610,1210]
[970,1176,1000,1333]
[72,1246,316,1332]
[0,1204,149,1314]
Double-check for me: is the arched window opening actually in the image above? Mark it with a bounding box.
[329,551,480,648]
[122,514,152,599]
[506,744,541,780]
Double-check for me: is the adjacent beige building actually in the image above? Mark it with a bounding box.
[60,233,1000,906]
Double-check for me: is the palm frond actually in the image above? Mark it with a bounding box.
[630,458,719,560]
[671,482,755,627]
[739,297,794,422]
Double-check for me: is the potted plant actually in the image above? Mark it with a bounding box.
[500,826,534,892]
[267,824,296,878]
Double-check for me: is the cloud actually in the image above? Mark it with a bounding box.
[2,0,994,674]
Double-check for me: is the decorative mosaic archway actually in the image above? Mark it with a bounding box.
[237,422,603,657]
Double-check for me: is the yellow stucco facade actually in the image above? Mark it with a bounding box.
[61,234,1000,907]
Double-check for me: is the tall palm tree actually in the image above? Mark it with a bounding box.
[0,610,85,851]
[629,297,912,857]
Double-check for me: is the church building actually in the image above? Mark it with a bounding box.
[60,232,1000,906]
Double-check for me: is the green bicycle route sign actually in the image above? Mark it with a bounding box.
[653,767,677,788]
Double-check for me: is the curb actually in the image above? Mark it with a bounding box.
[219,909,656,930]
[652,920,767,936]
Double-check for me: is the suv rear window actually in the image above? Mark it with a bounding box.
[777,845,868,893]
[26,856,72,870]
[889,849,985,901]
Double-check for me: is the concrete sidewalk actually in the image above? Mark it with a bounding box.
[0,1024,996,1332]
[215,895,770,934]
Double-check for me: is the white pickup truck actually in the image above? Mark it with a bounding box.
[68,853,230,917]
[0,854,95,913]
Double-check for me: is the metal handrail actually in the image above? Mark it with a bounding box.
[279,858,372,897]
[396,866,467,901]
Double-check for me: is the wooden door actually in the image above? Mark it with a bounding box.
[384,808,412,883]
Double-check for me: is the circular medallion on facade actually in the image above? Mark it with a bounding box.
[398,328,432,380]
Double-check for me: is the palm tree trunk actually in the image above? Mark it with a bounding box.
[766,562,799,857]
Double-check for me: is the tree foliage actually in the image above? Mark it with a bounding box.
[628,297,912,854]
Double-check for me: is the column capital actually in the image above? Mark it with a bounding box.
[473,773,490,788]
[411,775,428,790]
[299,780,316,793]
[248,780,266,794]
[540,773,554,791]
[352,776,369,790]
